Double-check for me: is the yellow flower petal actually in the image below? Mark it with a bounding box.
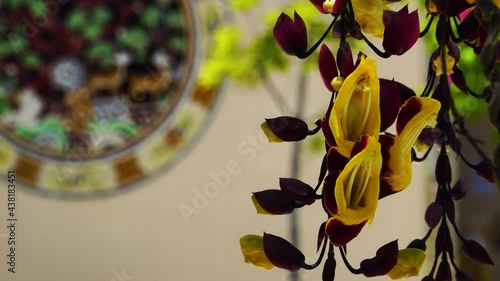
[433,47,455,76]
[329,55,380,157]
[334,135,382,225]
[239,235,274,270]
[387,248,426,280]
[384,97,441,192]
[260,122,283,143]
[351,0,388,38]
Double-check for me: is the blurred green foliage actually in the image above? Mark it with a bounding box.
[199,1,334,87]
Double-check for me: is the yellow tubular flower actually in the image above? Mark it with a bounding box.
[384,97,441,193]
[334,135,382,225]
[239,235,274,270]
[329,56,380,157]
[351,0,388,38]
[386,249,426,280]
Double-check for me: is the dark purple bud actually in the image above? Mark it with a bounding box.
[435,260,452,281]
[333,15,362,40]
[360,240,399,277]
[425,202,443,229]
[263,233,305,271]
[336,41,354,78]
[317,222,327,252]
[273,12,308,58]
[382,6,419,55]
[436,16,449,45]
[379,79,402,132]
[319,44,338,92]
[451,177,467,200]
[462,239,494,265]
[418,127,436,147]
[322,101,336,147]
[435,153,452,185]
[407,239,427,251]
[422,276,435,281]
[475,160,495,183]
[265,116,309,142]
[456,270,474,281]
[435,227,446,256]
[253,190,297,215]
[451,67,468,94]
[279,178,315,205]
[439,189,455,221]
[322,254,336,281]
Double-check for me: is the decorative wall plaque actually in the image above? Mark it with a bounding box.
[0,0,222,198]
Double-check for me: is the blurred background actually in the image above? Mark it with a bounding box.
[0,0,498,281]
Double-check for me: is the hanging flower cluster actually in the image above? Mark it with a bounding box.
[240,0,497,280]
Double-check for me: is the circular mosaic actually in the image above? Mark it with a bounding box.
[0,0,223,197]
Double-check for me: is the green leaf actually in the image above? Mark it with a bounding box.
[141,7,161,27]
[67,10,88,30]
[230,0,259,11]
[23,54,42,68]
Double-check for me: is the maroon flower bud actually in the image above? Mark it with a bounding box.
[435,260,452,281]
[279,178,315,205]
[252,190,297,215]
[456,270,474,281]
[262,116,309,142]
[407,239,427,251]
[318,44,338,92]
[436,226,454,257]
[273,12,308,58]
[462,239,494,265]
[451,67,468,94]
[425,202,443,229]
[332,15,362,40]
[317,222,327,252]
[322,254,336,281]
[379,79,402,132]
[475,160,495,183]
[451,177,467,200]
[435,152,452,185]
[382,6,419,55]
[263,233,305,271]
[360,240,399,277]
[336,41,355,78]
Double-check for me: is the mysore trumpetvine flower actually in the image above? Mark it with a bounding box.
[323,135,383,246]
[328,55,380,157]
[379,96,441,198]
[240,0,495,279]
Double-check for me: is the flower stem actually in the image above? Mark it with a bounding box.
[339,245,363,274]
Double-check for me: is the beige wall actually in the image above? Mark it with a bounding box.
[0,3,437,281]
